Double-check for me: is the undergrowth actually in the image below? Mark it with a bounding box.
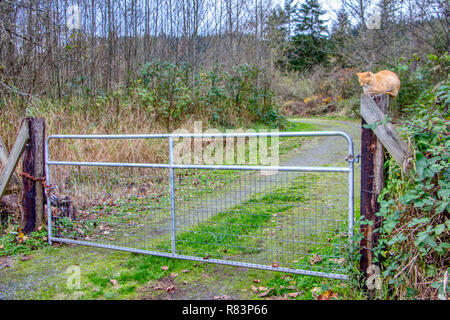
[371,77,449,300]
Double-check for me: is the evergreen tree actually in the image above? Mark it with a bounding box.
[288,0,329,72]
[293,0,328,36]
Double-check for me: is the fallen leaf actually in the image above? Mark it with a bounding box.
[161,266,169,271]
[288,292,301,298]
[258,286,268,291]
[110,279,118,287]
[272,261,280,268]
[258,288,274,298]
[253,279,261,283]
[182,269,190,273]
[170,273,178,278]
[20,255,31,261]
[203,255,211,260]
[317,290,338,300]
[251,285,258,293]
[166,285,175,293]
[214,295,231,300]
[0,244,3,249]
[310,254,322,265]
[153,285,163,290]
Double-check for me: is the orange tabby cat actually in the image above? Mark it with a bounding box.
[356,70,401,97]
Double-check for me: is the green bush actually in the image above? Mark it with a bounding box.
[391,52,449,115]
[132,61,284,129]
[372,81,449,300]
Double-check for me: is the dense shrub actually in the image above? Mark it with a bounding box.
[391,52,449,115]
[372,78,449,300]
[132,62,284,129]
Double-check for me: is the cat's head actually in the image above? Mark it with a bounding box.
[356,72,375,89]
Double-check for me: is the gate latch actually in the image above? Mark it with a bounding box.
[346,154,360,163]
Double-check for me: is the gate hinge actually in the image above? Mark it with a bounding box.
[346,154,361,163]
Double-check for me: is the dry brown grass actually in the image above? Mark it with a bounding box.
[0,96,214,165]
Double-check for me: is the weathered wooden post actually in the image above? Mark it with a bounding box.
[20,118,46,233]
[359,94,389,292]
[359,93,413,295]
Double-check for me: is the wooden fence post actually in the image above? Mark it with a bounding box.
[21,118,46,233]
[360,94,389,292]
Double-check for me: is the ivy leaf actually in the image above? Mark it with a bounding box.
[436,201,449,214]
[434,224,446,235]
[435,242,450,255]
[407,217,431,228]
[399,191,420,205]
[415,152,427,180]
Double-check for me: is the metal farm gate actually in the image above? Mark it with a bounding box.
[45,131,355,280]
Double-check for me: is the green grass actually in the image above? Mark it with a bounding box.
[157,199,293,257]
[0,224,49,256]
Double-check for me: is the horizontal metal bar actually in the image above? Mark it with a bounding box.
[46,131,354,165]
[47,160,350,172]
[49,237,350,280]
[47,131,351,139]
[47,160,170,168]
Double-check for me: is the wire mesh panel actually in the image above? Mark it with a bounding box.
[171,169,349,276]
[48,165,172,253]
[46,132,354,280]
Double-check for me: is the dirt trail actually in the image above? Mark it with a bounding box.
[283,118,361,167]
[0,118,361,300]
[175,118,361,232]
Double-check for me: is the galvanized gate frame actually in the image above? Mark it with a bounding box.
[45,131,355,280]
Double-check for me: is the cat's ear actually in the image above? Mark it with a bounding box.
[366,72,372,77]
